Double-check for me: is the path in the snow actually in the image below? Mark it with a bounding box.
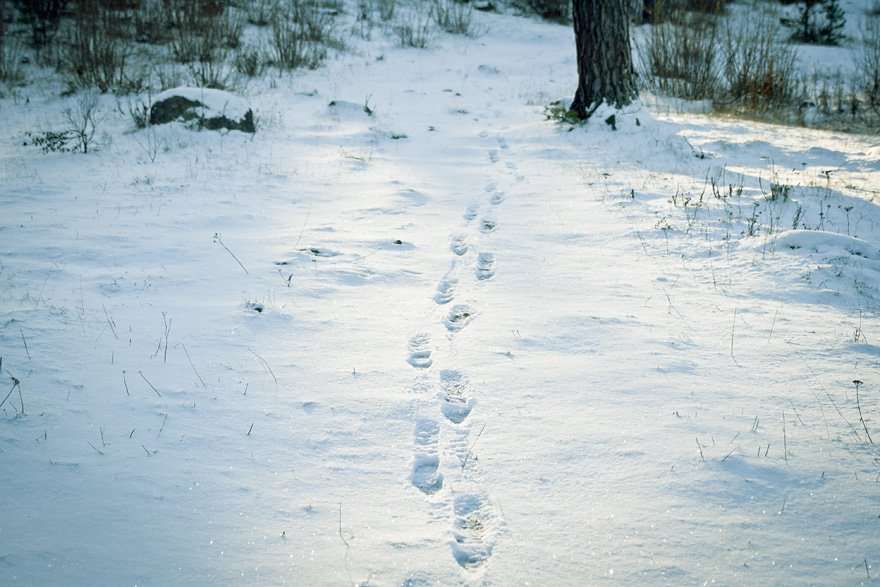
[2,8,880,587]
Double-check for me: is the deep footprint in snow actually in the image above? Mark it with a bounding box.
[444,304,476,332]
[490,191,505,205]
[488,150,500,163]
[464,205,478,222]
[475,252,496,281]
[450,234,468,256]
[407,333,433,368]
[451,492,496,570]
[411,419,443,494]
[434,278,457,305]
[479,218,497,234]
[440,370,475,424]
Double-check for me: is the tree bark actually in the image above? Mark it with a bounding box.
[570,0,637,119]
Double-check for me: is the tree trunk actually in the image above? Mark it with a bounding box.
[570,0,637,119]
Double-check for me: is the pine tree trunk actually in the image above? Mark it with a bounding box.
[570,0,637,119]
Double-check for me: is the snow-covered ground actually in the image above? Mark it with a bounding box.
[2,5,880,586]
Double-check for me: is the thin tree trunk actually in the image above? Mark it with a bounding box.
[570,0,637,119]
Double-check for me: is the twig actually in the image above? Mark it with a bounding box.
[138,370,162,397]
[825,391,864,443]
[249,349,278,386]
[696,437,704,462]
[213,233,248,274]
[721,447,737,462]
[157,413,168,438]
[730,307,737,362]
[141,444,153,456]
[0,379,18,411]
[88,441,105,455]
[103,305,119,339]
[338,503,350,548]
[461,423,487,471]
[247,422,254,436]
[767,306,779,342]
[854,380,874,445]
[162,313,172,364]
[19,328,31,360]
[122,370,130,396]
[782,411,788,462]
[181,344,207,388]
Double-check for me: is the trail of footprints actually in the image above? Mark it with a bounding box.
[403,134,515,574]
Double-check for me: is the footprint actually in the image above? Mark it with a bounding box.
[411,419,443,494]
[444,305,476,332]
[479,218,497,234]
[488,150,500,163]
[450,234,468,256]
[451,492,495,570]
[490,191,505,205]
[440,370,475,424]
[475,252,496,281]
[434,278,457,305]
[497,136,509,150]
[464,205,478,222]
[407,333,433,368]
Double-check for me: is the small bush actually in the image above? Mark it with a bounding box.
[859,18,880,116]
[270,2,333,70]
[394,12,433,48]
[13,0,68,47]
[133,0,174,44]
[638,11,720,100]
[187,57,236,89]
[64,13,130,93]
[169,0,242,64]
[64,91,100,153]
[246,0,278,26]
[0,36,24,84]
[517,0,569,21]
[721,13,798,110]
[234,45,269,78]
[24,92,101,153]
[432,0,477,36]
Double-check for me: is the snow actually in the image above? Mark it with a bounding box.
[1,4,880,587]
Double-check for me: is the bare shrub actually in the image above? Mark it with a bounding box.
[720,13,798,110]
[1,35,24,84]
[64,10,130,93]
[516,0,569,21]
[13,0,68,47]
[432,0,477,36]
[394,10,433,48]
[377,0,397,20]
[169,0,242,64]
[64,91,100,153]
[133,0,174,44]
[859,17,880,116]
[270,1,334,70]
[234,45,269,78]
[637,11,720,100]
[187,56,236,89]
[247,0,278,26]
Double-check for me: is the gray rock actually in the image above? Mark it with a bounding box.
[149,87,255,133]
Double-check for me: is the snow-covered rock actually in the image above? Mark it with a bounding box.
[149,87,255,133]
